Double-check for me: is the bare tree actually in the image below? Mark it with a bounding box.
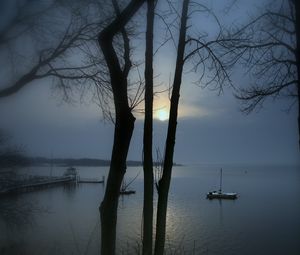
[0,0,111,102]
[221,0,300,147]
[152,1,232,253]
[154,1,190,254]
[0,1,239,254]
[0,0,142,253]
[97,1,146,254]
[142,1,156,254]
[0,2,146,254]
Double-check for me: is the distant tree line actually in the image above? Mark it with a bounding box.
[0,131,29,168]
[1,155,182,168]
[26,157,175,167]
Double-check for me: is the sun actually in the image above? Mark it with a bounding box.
[156,109,169,121]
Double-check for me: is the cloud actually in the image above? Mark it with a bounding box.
[178,103,210,119]
[133,92,212,121]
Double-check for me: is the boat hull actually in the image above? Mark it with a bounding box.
[120,190,136,195]
[206,192,237,200]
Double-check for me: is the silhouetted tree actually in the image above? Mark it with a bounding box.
[152,1,232,253]
[221,0,300,147]
[0,2,147,254]
[154,1,190,254]
[0,2,144,252]
[142,0,155,254]
[0,0,112,104]
[97,1,146,254]
[0,1,236,254]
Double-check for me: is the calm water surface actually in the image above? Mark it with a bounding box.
[0,164,299,254]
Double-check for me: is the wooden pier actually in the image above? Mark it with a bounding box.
[0,175,76,195]
[0,168,106,195]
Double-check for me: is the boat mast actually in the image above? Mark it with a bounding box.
[219,168,223,193]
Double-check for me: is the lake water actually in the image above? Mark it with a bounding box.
[0,164,299,255]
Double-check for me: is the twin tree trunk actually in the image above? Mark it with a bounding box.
[154,0,190,254]
[97,1,145,254]
[143,0,155,255]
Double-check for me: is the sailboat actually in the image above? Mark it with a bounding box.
[206,168,237,199]
[119,179,136,195]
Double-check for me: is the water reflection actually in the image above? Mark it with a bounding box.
[0,195,47,228]
[218,199,223,224]
[0,195,51,255]
[0,165,299,255]
[63,183,78,199]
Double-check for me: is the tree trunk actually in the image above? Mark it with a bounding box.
[97,1,145,254]
[294,0,300,148]
[100,110,135,255]
[143,1,155,254]
[154,1,189,254]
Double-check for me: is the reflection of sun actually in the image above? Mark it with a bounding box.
[156,109,169,121]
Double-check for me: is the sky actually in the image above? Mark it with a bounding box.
[0,0,299,165]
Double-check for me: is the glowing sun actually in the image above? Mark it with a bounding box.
[156,109,169,121]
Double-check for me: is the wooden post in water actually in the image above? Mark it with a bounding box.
[219,168,223,193]
[50,151,53,178]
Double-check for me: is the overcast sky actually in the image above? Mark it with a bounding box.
[0,0,299,165]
